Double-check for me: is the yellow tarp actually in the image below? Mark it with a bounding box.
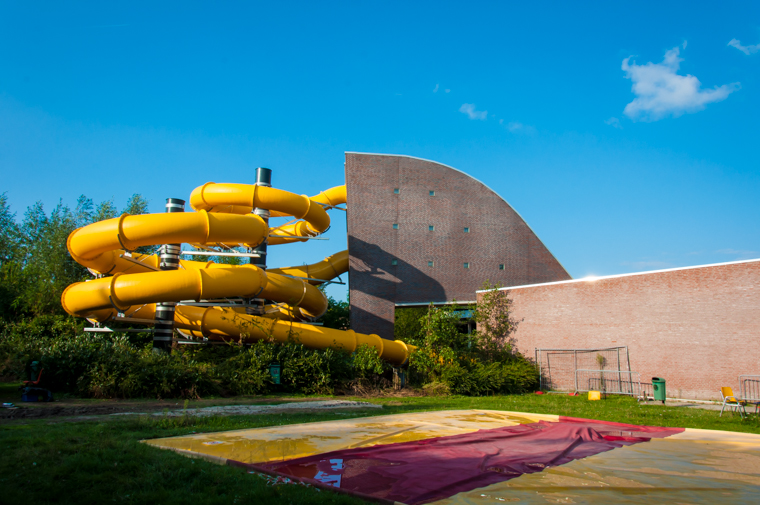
[145,409,558,464]
[145,410,760,504]
[432,427,760,505]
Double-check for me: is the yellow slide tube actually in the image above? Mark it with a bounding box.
[267,185,348,242]
[268,220,316,245]
[62,251,334,321]
[71,302,412,365]
[68,211,267,273]
[269,184,347,218]
[186,184,346,244]
[174,306,411,366]
[310,185,347,207]
[192,184,346,243]
[258,273,326,319]
[269,250,349,284]
[62,264,267,319]
[197,184,347,217]
[62,181,415,365]
[190,183,330,234]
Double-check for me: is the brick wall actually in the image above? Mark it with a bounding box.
[479,259,760,400]
[346,152,570,339]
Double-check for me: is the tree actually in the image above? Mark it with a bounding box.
[92,199,118,223]
[123,194,149,216]
[0,192,19,266]
[0,193,21,317]
[394,307,427,345]
[321,295,349,330]
[74,195,94,228]
[12,201,86,316]
[473,281,518,362]
[121,194,153,255]
[0,192,155,319]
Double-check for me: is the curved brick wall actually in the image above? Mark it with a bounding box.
[481,259,760,400]
[346,152,570,339]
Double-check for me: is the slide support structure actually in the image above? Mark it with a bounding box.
[154,197,186,352]
[248,167,271,316]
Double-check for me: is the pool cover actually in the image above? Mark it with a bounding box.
[145,410,760,504]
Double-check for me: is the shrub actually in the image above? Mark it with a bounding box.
[405,298,539,396]
[0,317,392,399]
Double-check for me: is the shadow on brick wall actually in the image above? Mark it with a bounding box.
[349,237,445,338]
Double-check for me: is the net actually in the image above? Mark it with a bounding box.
[535,347,630,392]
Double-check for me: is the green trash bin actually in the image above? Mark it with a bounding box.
[269,363,281,385]
[652,377,666,404]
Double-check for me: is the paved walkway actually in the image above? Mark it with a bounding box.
[113,399,383,417]
[640,399,754,413]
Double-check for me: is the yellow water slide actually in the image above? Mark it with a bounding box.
[61,182,412,365]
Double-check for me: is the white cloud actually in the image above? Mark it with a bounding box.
[728,38,760,55]
[445,89,450,93]
[459,103,487,120]
[621,45,740,121]
[433,83,439,93]
[604,117,622,129]
[503,121,536,134]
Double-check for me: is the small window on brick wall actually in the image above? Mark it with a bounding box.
[429,190,435,196]
[428,260,434,267]
[391,259,398,266]
[463,227,470,233]
[464,262,470,269]
[393,188,400,194]
[499,264,505,270]
[393,223,399,230]
[428,225,435,231]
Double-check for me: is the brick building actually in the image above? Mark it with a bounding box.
[478,259,760,400]
[345,152,570,339]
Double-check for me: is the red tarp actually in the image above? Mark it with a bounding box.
[262,418,683,505]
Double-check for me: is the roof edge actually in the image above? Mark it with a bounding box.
[345,151,571,277]
[476,257,760,293]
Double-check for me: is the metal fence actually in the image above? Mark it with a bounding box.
[740,375,760,401]
[639,382,654,401]
[535,347,631,392]
[574,369,642,397]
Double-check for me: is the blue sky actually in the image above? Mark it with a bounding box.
[1,1,759,300]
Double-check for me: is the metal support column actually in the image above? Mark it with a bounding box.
[248,167,271,316]
[573,350,578,392]
[153,198,185,352]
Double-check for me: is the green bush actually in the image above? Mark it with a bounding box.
[0,315,82,380]
[0,283,537,399]
[0,316,396,399]
[86,346,216,399]
[209,342,274,396]
[404,298,539,396]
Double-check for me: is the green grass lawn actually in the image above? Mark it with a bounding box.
[0,381,22,403]
[2,392,759,504]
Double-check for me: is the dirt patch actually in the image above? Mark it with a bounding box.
[0,385,429,422]
[130,400,382,418]
[0,396,346,421]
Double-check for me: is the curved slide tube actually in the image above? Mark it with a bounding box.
[61,183,413,365]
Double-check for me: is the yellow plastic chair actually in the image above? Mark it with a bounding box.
[720,387,748,418]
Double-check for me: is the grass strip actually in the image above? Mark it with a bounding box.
[2,393,760,504]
